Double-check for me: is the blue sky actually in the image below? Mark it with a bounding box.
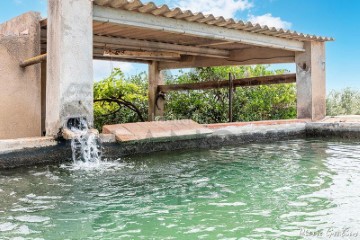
[1,0,359,91]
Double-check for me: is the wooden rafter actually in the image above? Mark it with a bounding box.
[101,49,181,62]
[159,48,295,70]
[93,35,230,59]
[104,49,180,59]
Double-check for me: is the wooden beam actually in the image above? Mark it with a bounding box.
[159,47,295,70]
[93,42,227,59]
[40,19,47,27]
[93,35,230,58]
[93,48,177,62]
[197,41,234,47]
[104,49,181,60]
[148,61,164,121]
[93,55,151,64]
[20,53,47,68]
[229,48,295,62]
[93,6,305,52]
[158,74,296,93]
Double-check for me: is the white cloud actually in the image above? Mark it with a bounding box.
[169,0,291,30]
[93,60,134,81]
[248,13,291,29]
[175,0,253,19]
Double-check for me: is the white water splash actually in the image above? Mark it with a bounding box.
[61,159,124,172]
[64,119,128,171]
[69,119,102,165]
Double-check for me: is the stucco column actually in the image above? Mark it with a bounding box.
[148,61,165,121]
[46,0,93,136]
[295,41,326,121]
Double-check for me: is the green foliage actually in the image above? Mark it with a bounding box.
[93,65,297,130]
[164,66,296,123]
[93,68,148,130]
[326,88,360,116]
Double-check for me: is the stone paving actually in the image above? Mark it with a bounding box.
[103,119,213,142]
[102,118,360,142]
[319,115,360,123]
[204,119,310,129]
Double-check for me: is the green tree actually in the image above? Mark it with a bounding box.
[326,88,360,116]
[93,68,148,130]
[164,66,296,123]
[93,65,297,130]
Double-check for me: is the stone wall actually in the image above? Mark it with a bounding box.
[0,12,42,139]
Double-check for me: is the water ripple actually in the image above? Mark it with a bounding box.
[0,139,360,239]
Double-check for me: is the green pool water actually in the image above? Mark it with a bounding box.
[1,139,360,239]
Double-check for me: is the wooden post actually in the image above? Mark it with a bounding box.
[228,73,234,122]
[148,61,164,121]
[41,61,46,136]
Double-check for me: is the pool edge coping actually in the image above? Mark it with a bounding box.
[0,122,359,169]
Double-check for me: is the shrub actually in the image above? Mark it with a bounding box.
[93,65,297,130]
[164,66,296,123]
[93,69,148,130]
[326,88,360,116]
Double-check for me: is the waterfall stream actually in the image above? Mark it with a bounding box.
[69,119,102,164]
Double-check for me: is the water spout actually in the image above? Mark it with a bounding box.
[65,118,102,164]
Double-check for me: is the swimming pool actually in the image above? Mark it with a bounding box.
[1,139,360,239]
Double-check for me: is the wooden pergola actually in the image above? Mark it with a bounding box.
[25,0,333,136]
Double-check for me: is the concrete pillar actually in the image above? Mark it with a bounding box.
[148,61,165,121]
[295,41,326,121]
[46,0,93,136]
